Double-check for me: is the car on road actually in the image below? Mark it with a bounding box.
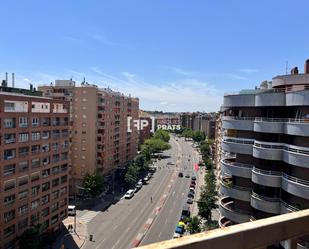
[143,176,150,184]
[187,192,194,198]
[124,189,135,199]
[181,204,191,217]
[178,172,183,177]
[190,184,196,189]
[167,162,175,165]
[68,205,76,216]
[187,198,193,204]
[191,180,196,184]
[149,167,156,173]
[147,172,153,178]
[191,176,197,181]
[135,182,143,191]
[189,187,195,192]
[185,174,190,178]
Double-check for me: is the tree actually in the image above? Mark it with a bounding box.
[187,216,201,234]
[83,172,104,197]
[198,170,217,222]
[192,131,205,143]
[19,225,42,249]
[142,138,171,154]
[154,129,170,142]
[182,128,194,138]
[124,164,139,187]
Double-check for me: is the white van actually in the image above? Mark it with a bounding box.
[68,205,76,216]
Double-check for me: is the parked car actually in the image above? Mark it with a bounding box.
[191,176,197,181]
[191,180,196,185]
[173,232,181,239]
[185,174,190,178]
[135,182,143,191]
[68,205,76,216]
[167,162,175,165]
[187,198,193,204]
[187,192,194,198]
[178,172,183,177]
[124,189,135,199]
[181,204,191,217]
[143,176,150,184]
[190,184,196,189]
[189,187,195,192]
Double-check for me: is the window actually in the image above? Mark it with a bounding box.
[31,199,39,210]
[18,190,28,200]
[4,224,15,238]
[31,185,40,196]
[4,164,15,176]
[51,202,59,212]
[51,214,59,225]
[18,204,28,216]
[18,176,28,187]
[42,207,49,217]
[31,158,40,168]
[19,147,29,157]
[4,210,15,223]
[19,117,28,127]
[4,149,16,160]
[42,144,50,153]
[52,178,59,187]
[60,187,67,196]
[4,180,15,191]
[4,195,15,206]
[31,132,40,141]
[4,133,16,144]
[41,194,49,205]
[42,182,50,191]
[18,218,28,230]
[18,161,29,172]
[31,172,40,182]
[32,117,40,127]
[4,118,15,128]
[4,102,15,111]
[19,133,29,142]
[51,190,59,200]
[42,131,50,139]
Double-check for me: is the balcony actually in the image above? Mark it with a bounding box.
[253,118,284,133]
[218,216,233,228]
[219,179,251,202]
[223,92,255,107]
[281,200,300,214]
[286,87,309,106]
[255,89,285,106]
[253,141,284,161]
[250,192,281,214]
[284,118,309,136]
[251,167,282,188]
[138,209,309,249]
[281,173,309,199]
[219,197,251,224]
[283,144,309,168]
[220,159,252,179]
[222,116,254,131]
[222,137,254,155]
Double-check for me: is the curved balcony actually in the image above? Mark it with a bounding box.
[218,216,234,228]
[253,118,285,134]
[286,89,309,106]
[272,74,309,88]
[222,116,254,131]
[251,167,282,188]
[281,200,300,214]
[222,137,254,155]
[220,179,251,202]
[250,192,281,214]
[219,197,251,224]
[283,144,309,168]
[281,173,309,199]
[253,141,284,161]
[255,89,285,107]
[223,93,255,107]
[284,119,309,136]
[221,159,253,179]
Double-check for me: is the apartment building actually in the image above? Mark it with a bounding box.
[39,82,139,194]
[218,60,309,246]
[0,85,69,249]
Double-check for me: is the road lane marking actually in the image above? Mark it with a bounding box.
[94,238,106,249]
[159,231,162,238]
[111,239,120,249]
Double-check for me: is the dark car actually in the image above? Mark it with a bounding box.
[185,174,190,178]
[191,176,197,181]
[187,198,193,204]
[181,204,191,217]
[191,180,196,185]
[187,192,194,198]
[178,172,184,177]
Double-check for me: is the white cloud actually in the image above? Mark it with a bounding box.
[239,68,259,73]
[223,73,247,80]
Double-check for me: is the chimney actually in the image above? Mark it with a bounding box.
[305,59,309,74]
[5,72,8,85]
[12,73,15,88]
[291,67,299,75]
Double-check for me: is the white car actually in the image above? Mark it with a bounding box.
[68,205,76,216]
[173,233,182,239]
[124,189,135,199]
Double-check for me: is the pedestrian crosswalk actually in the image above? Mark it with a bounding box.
[79,210,100,223]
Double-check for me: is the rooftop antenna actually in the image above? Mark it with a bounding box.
[12,73,15,88]
[285,61,288,74]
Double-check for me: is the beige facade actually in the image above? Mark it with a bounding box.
[39,82,139,194]
[0,89,69,249]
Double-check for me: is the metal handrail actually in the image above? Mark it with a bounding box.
[220,179,251,191]
[254,117,286,122]
[251,192,281,202]
[223,137,254,145]
[223,116,255,121]
[281,200,300,212]
[284,145,309,155]
[220,198,252,215]
[252,167,282,176]
[254,141,284,150]
[282,173,309,186]
[222,159,253,169]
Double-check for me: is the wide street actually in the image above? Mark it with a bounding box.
[82,135,200,249]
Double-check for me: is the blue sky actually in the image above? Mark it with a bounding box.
[0,0,309,111]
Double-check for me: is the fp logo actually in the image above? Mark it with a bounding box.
[127,117,155,133]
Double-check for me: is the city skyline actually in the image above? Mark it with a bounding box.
[1,0,309,112]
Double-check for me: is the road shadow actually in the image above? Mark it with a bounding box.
[50,226,79,249]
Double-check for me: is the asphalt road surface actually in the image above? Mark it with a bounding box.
[83,135,199,249]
